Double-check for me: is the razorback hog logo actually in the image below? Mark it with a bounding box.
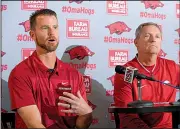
[19,20,30,32]
[105,21,131,35]
[1,51,6,57]
[175,28,180,37]
[65,46,95,60]
[1,108,8,113]
[141,1,164,10]
[107,75,115,86]
[158,49,167,57]
[88,100,96,110]
[69,0,84,4]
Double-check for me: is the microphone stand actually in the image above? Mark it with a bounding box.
[153,80,180,106]
[127,77,153,107]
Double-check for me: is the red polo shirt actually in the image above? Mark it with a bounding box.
[114,56,180,128]
[8,51,87,128]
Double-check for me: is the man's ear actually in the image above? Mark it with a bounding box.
[134,38,138,47]
[29,30,35,40]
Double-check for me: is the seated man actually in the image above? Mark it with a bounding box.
[114,22,180,128]
[8,9,92,129]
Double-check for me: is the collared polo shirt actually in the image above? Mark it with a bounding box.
[114,56,180,128]
[8,51,87,128]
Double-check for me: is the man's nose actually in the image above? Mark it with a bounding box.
[48,28,55,36]
[149,35,156,42]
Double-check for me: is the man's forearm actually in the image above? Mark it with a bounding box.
[26,121,46,128]
[76,113,93,129]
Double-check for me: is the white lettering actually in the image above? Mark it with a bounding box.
[69,27,88,32]
[115,52,127,56]
[74,22,87,27]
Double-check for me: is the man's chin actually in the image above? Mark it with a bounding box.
[47,48,58,52]
[47,44,59,52]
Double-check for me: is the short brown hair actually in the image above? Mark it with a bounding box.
[29,9,57,30]
[135,22,162,39]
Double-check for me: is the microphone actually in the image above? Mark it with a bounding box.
[115,65,180,89]
[124,66,138,83]
[115,65,180,107]
[115,65,156,82]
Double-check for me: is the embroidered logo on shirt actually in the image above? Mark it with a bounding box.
[61,82,68,85]
[163,80,170,84]
[141,84,148,88]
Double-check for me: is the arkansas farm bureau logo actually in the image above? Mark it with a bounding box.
[65,45,96,70]
[21,48,35,60]
[174,28,180,44]
[1,51,8,72]
[104,21,133,44]
[18,20,33,42]
[21,0,47,11]
[106,1,128,15]
[66,19,90,39]
[108,49,128,67]
[140,1,166,20]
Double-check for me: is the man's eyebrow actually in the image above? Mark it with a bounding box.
[40,25,49,28]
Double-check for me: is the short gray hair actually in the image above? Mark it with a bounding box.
[135,22,162,39]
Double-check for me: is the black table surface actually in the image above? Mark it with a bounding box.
[108,104,180,114]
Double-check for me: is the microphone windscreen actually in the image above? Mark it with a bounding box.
[115,65,125,74]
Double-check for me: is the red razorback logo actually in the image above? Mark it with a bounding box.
[175,28,180,37]
[1,51,6,57]
[65,46,95,60]
[19,20,30,32]
[105,21,131,35]
[88,100,96,110]
[69,0,84,4]
[158,49,167,57]
[1,108,8,113]
[107,74,115,86]
[141,1,164,10]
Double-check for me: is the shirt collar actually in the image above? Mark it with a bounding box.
[31,50,60,75]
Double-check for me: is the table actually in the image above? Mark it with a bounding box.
[1,113,15,129]
[108,104,180,128]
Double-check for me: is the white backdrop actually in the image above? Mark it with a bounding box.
[1,1,180,128]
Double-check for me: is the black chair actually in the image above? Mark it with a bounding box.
[1,113,15,129]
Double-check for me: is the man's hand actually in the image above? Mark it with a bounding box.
[58,91,92,116]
